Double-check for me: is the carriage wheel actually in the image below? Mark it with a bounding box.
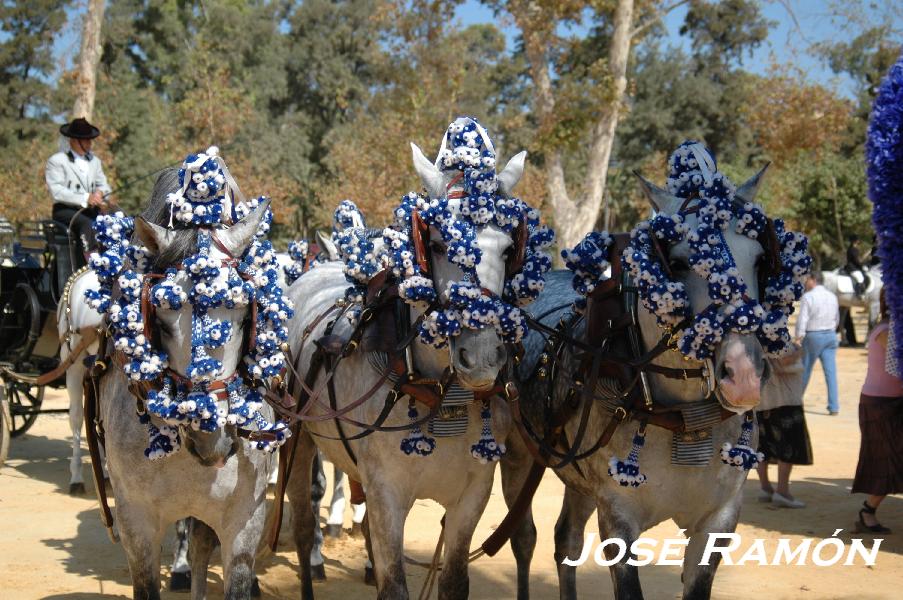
[0,388,11,467]
[0,283,42,362]
[4,378,43,437]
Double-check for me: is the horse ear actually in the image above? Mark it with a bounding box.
[134,217,176,256]
[498,150,527,197]
[316,230,339,261]
[735,163,770,204]
[411,142,445,199]
[633,171,680,214]
[220,199,270,256]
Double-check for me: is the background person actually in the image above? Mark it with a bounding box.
[796,272,841,414]
[852,290,902,534]
[756,343,813,508]
[45,117,111,253]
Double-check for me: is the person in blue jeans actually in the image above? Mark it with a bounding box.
[796,272,841,414]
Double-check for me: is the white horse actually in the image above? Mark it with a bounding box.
[58,267,102,495]
[283,137,530,599]
[822,266,882,343]
[501,168,777,600]
[97,171,274,599]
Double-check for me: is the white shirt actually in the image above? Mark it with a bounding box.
[795,285,839,338]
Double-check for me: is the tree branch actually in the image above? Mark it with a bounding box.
[630,0,691,39]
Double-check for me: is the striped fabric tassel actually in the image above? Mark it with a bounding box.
[720,412,763,471]
[400,400,436,457]
[608,426,648,487]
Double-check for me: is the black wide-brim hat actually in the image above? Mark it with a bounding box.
[59,117,100,139]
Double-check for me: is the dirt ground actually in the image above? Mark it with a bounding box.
[3,332,903,598]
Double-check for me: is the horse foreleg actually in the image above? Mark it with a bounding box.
[500,434,538,600]
[351,499,366,534]
[67,363,86,495]
[117,503,165,600]
[554,486,596,600]
[679,501,741,600]
[437,472,494,600]
[598,506,643,600]
[221,497,267,600]
[310,451,327,581]
[188,519,218,600]
[285,432,319,600]
[362,482,412,600]
[325,464,346,538]
[169,517,192,592]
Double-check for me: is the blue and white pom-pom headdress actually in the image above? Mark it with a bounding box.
[868,48,903,369]
[86,148,291,460]
[335,117,555,348]
[165,146,265,227]
[331,118,555,461]
[564,140,812,363]
[564,141,812,482]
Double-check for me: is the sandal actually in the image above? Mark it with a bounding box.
[855,501,892,534]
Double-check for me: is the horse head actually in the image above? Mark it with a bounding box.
[134,172,272,467]
[630,145,781,412]
[406,119,532,391]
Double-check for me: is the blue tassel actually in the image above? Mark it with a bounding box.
[720,412,763,471]
[608,426,647,487]
[471,400,506,464]
[139,411,181,460]
[400,401,436,457]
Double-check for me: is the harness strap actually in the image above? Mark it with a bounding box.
[83,331,117,543]
[6,326,101,387]
[268,422,299,551]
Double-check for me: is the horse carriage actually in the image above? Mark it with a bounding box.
[0,215,85,464]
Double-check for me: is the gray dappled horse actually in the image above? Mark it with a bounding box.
[98,170,273,599]
[501,170,773,600]
[282,139,529,600]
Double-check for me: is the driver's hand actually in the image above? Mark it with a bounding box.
[88,191,104,207]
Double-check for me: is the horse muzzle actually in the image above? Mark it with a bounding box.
[715,333,766,412]
[450,329,507,391]
[184,427,239,469]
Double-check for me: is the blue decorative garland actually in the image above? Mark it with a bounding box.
[86,150,292,460]
[283,240,310,286]
[566,141,811,362]
[333,118,554,462]
[867,49,903,368]
[564,141,811,483]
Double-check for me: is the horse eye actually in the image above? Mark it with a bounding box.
[669,258,690,273]
[430,241,446,254]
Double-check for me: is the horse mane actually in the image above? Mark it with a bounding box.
[139,167,199,269]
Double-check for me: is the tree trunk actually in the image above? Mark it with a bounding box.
[71,0,105,120]
[520,0,635,251]
[829,173,844,259]
[561,0,634,250]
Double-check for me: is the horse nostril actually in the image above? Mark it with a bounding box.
[458,348,473,369]
[495,345,505,365]
[720,363,732,380]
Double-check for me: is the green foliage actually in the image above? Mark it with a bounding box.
[0,0,71,222]
[0,0,70,145]
[0,0,884,264]
[758,151,870,268]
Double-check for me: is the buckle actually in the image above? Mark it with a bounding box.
[504,381,516,401]
[613,406,628,421]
